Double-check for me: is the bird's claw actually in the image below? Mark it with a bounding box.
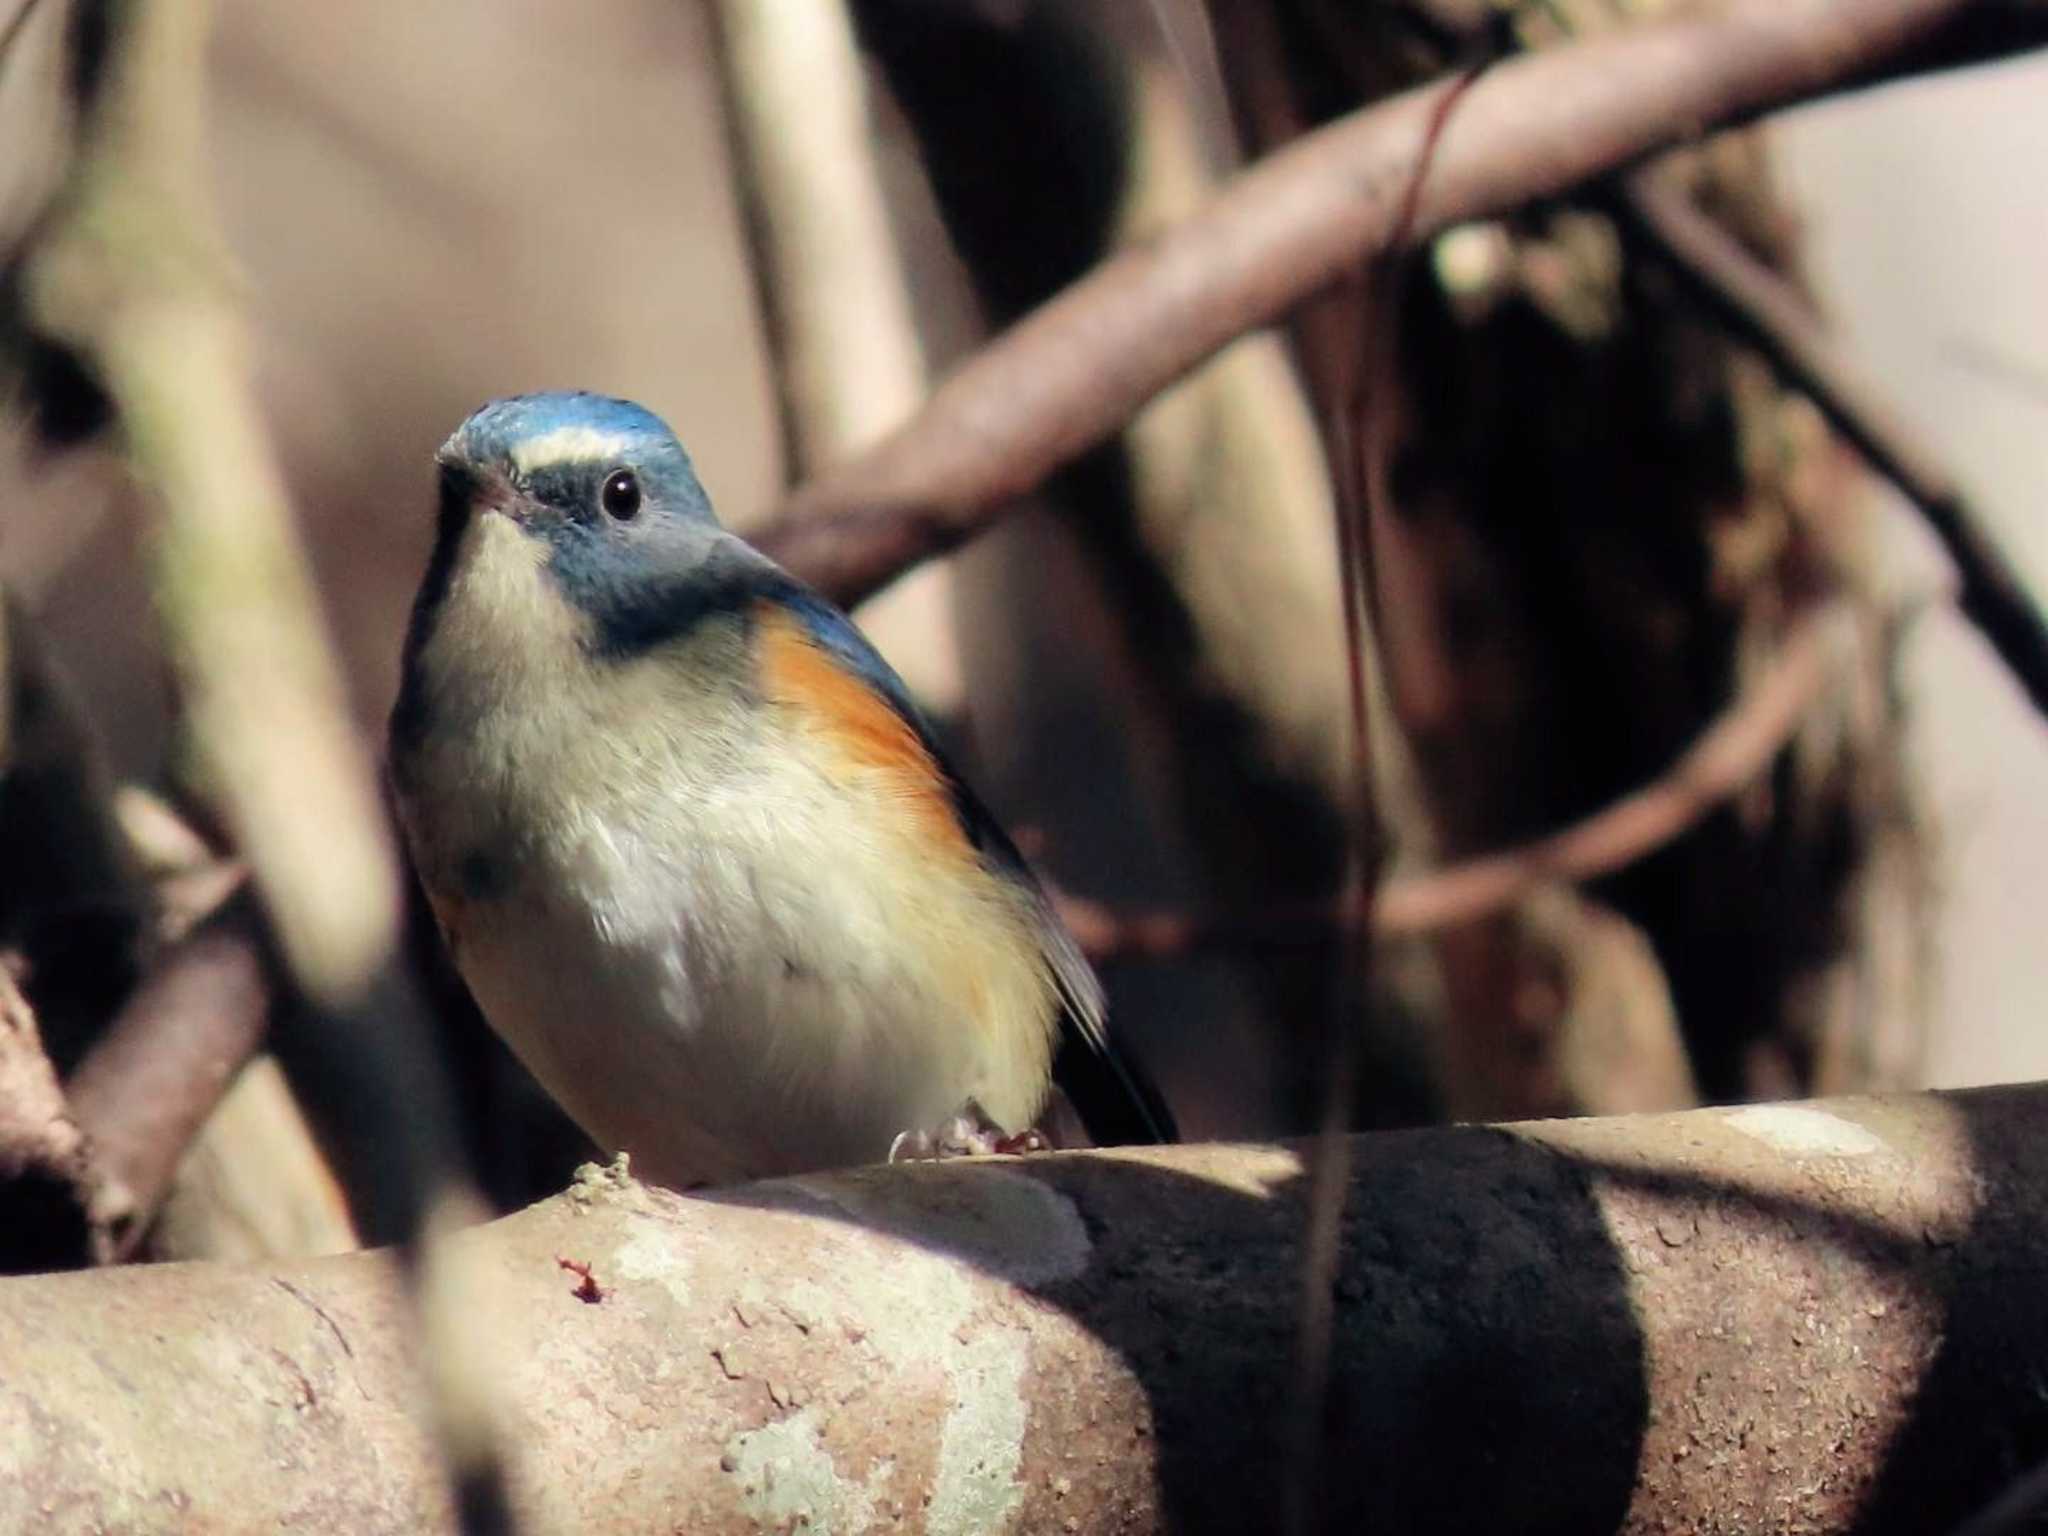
[888,1099,1049,1163]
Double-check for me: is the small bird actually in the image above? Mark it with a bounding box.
[389,392,1173,1190]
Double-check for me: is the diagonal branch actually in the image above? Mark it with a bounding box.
[1608,167,2048,721]
[63,882,270,1262]
[757,0,2048,609]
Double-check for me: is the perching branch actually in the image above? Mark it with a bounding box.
[759,0,2048,607]
[1060,599,1843,963]
[2,1085,2046,1532]
[1608,166,2048,721]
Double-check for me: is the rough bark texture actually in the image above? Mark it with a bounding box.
[2,1087,2046,1533]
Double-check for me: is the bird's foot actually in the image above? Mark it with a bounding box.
[888,1098,1049,1163]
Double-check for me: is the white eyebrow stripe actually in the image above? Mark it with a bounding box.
[509,426,637,474]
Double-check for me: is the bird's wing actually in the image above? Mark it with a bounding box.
[756,582,1176,1146]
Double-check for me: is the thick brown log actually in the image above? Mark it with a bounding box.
[3,1086,2046,1532]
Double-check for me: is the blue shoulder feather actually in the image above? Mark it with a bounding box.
[763,583,1175,1145]
[768,586,933,741]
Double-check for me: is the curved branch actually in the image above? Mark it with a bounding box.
[758,0,2048,606]
[1059,600,1842,962]
[1372,601,1840,931]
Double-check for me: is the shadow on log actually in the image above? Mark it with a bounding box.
[2,1086,2045,1532]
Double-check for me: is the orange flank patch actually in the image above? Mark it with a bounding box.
[753,604,974,861]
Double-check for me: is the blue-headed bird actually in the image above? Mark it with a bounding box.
[389,392,1174,1189]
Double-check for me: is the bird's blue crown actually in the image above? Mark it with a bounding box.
[441,391,716,522]
[411,391,758,661]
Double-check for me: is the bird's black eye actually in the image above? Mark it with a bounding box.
[600,469,641,522]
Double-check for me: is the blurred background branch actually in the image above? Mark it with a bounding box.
[62,883,271,1261]
[0,965,119,1270]
[757,0,2048,607]
[708,0,964,710]
[1055,591,1847,962]
[25,0,396,1010]
[1607,164,2048,721]
[11,0,509,1525]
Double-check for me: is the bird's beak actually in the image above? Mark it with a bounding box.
[437,457,525,531]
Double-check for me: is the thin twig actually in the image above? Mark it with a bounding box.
[1283,58,1485,1536]
[1058,597,1844,964]
[1609,166,2048,722]
[758,0,2048,608]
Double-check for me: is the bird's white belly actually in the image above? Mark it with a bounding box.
[398,585,1059,1190]
[447,740,1044,1188]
